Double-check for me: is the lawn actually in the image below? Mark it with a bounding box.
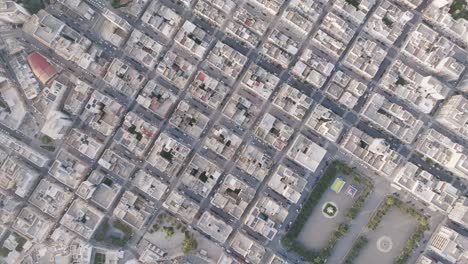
[281,160,373,264]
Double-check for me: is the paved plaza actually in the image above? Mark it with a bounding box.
[354,207,418,264]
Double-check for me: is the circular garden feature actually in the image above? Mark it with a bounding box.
[376,236,393,253]
[322,202,338,218]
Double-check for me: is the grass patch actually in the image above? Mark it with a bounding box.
[40,135,52,144]
[150,213,184,234]
[367,196,429,264]
[103,178,113,186]
[281,160,373,264]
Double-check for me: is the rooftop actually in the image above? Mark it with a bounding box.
[29,179,74,218]
[60,199,104,239]
[146,132,191,176]
[245,195,288,240]
[237,144,273,181]
[287,134,327,172]
[197,211,233,243]
[211,174,256,219]
[267,165,307,204]
[180,154,222,198]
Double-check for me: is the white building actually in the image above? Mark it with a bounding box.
[448,197,468,229]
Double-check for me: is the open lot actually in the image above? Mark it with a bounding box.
[354,207,418,264]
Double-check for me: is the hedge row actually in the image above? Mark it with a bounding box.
[345,167,373,220]
[366,196,429,264]
[368,196,428,230]
[343,236,368,264]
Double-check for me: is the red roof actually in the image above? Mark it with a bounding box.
[196,72,207,81]
[27,52,57,84]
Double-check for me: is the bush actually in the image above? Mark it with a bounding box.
[40,135,52,144]
[182,232,198,254]
[346,173,373,220]
[367,197,394,230]
[163,226,175,238]
[366,196,429,264]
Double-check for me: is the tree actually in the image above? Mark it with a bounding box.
[419,217,429,227]
[182,236,198,254]
[385,196,395,205]
[313,256,323,264]
[337,224,349,235]
[163,226,174,238]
